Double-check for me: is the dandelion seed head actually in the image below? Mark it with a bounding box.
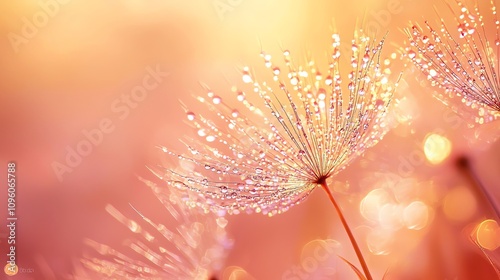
[158,31,397,217]
[75,178,230,280]
[405,0,500,125]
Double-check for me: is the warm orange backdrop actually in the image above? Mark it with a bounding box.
[0,0,499,279]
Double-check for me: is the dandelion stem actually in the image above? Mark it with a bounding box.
[456,156,500,219]
[320,182,372,280]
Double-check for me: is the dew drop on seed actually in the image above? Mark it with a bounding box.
[242,72,252,83]
[173,181,186,188]
[408,50,416,59]
[318,88,326,100]
[237,91,245,101]
[212,96,222,104]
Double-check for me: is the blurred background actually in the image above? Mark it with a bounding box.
[0,0,499,279]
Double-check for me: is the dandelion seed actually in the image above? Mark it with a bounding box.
[154,31,398,280]
[75,178,231,280]
[160,34,396,217]
[405,0,500,124]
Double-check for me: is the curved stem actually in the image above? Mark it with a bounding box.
[321,182,373,280]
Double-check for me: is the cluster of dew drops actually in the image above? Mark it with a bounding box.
[405,0,500,123]
[171,32,393,216]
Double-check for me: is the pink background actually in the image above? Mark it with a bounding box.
[1,0,499,279]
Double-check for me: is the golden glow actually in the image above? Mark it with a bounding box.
[423,133,452,164]
[4,263,18,276]
[403,201,429,230]
[394,95,419,124]
[474,219,500,251]
[223,266,256,280]
[443,186,477,222]
[366,228,393,255]
[360,188,392,222]
[379,203,404,230]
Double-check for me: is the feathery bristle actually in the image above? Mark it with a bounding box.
[75,178,230,280]
[156,31,397,217]
[405,0,500,124]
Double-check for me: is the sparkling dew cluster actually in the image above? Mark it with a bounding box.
[405,0,500,124]
[155,32,397,217]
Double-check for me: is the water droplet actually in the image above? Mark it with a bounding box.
[255,168,263,174]
[348,82,355,91]
[173,181,187,188]
[242,68,252,83]
[317,88,326,100]
[220,186,228,193]
[316,72,322,80]
[212,96,222,104]
[237,91,245,101]
[186,112,195,121]
[325,75,333,85]
[297,150,306,158]
[408,50,416,59]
